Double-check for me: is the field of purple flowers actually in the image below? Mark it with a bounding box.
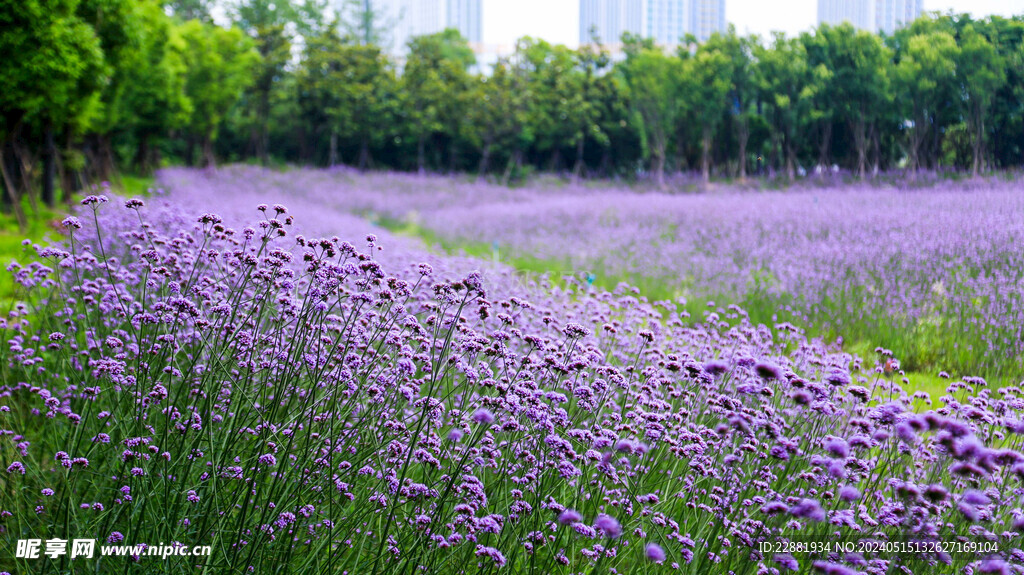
[158,167,1024,378]
[2,169,1024,574]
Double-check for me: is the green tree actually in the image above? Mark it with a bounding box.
[121,0,192,173]
[981,16,1024,169]
[402,29,474,172]
[230,0,295,165]
[801,26,837,170]
[893,27,959,172]
[491,42,537,183]
[687,36,734,181]
[957,23,1006,175]
[570,38,612,179]
[164,0,215,22]
[79,0,186,181]
[702,27,759,178]
[296,22,346,166]
[467,59,530,181]
[293,0,332,37]
[179,20,258,166]
[816,23,892,178]
[336,0,393,47]
[754,34,820,179]
[0,0,104,215]
[519,38,578,171]
[329,43,397,169]
[618,42,681,186]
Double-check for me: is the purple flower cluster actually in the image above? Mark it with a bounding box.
[159,167,1024,375]
[0,169,1022,574]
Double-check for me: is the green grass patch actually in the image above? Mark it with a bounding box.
[118,173,158,197]
[0,173,153,309]
[0,197,66,313]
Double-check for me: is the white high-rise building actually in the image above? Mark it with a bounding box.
[875,0,923,34]
[371,0,482,54]
[818,0,922,33]
[579,0,726,50]
[446,0,482,45]
[817,0,874,31]
[579,0,643,48]
[644,0,690,46]
[691,0,726,42]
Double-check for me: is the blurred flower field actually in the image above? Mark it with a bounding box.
[160,167,1024,379]
[2,168,1024,574]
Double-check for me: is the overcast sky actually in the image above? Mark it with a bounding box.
[483,0,1024,47]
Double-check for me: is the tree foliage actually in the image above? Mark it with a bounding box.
[619,42,680,186]
[179,20,258,166]
[3,8,1024,221]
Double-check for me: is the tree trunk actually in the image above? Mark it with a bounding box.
[737,120,749,180]
[972,106,984,177]
[572,138,585,182]
[329,131,339,167]
[58,133,74,206]
[42,122,56,207]
[185,136,196,167]
[416,136,425,174]
[701,126,712,182]
[871,124,881,177]
[13,137,33,195]
[260,124,269,167]
[652,144,666,188]
[502,149,522,186]
[12,140,39,214]
[81,138,99,185]
[202,135,216,168]
[477,142,491,181]
[549,148,561,173]
[98,135,117,183]
[817,121,832,174]
[0,148,27,232]
[780,123,795,180]
[358,138,370,171]
[150,141,161,174]
[298,127,311,164]
[256,92,270,167]
[770,133,780,178]
[448,140,459,174]
[785,138,795,181]
[908,114,923,176]
[134,134,150,175]
[852,120,867,179]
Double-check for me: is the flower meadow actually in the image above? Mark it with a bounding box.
[157,167,1024,378]
[1,172,1024,575]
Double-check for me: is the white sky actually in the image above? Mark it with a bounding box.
[483,0,1024,47]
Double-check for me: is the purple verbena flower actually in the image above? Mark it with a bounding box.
[645,543,665,563]
[594,514,622,538]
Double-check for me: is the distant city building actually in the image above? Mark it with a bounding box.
[644,0,690,46]
[875,0,923,34]
[370,0,482,55]
[579,0,643,47]
[579,0,726,50]
[691,0,726,42]
[817,0,875,31]
[817,0,922,33]
[446,0,482,45]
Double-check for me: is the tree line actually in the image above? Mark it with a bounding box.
[2,0,1023,224]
